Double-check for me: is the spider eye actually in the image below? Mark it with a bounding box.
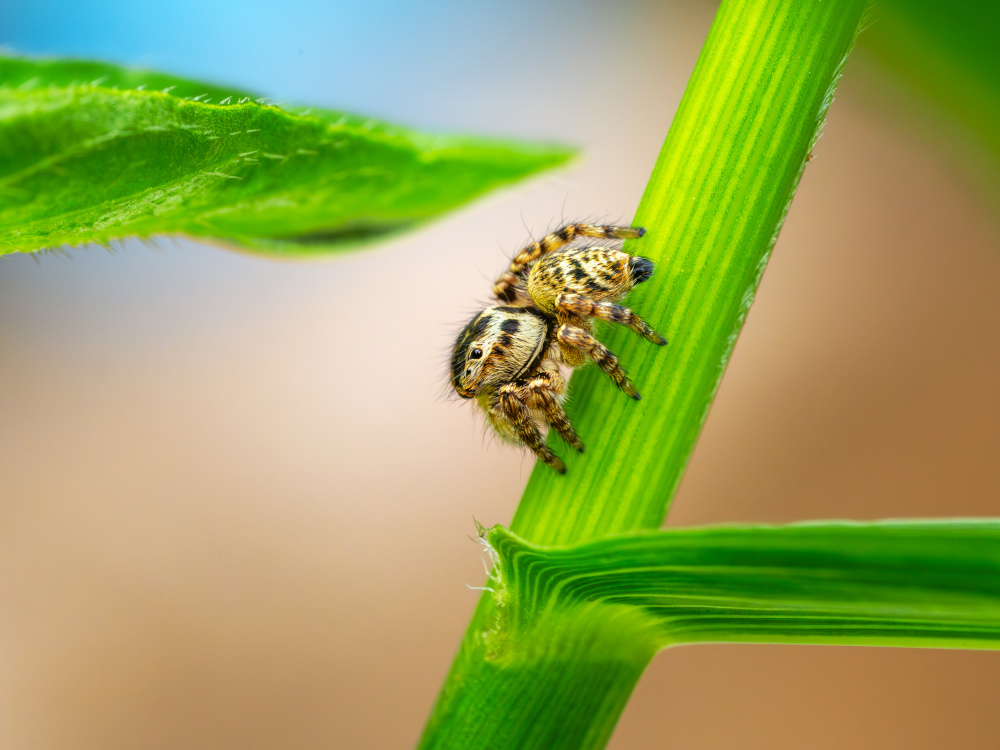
[470,347,483,360]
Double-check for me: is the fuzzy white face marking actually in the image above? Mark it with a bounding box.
[450,306,548,398]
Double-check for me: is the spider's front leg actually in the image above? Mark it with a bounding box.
[493,223,645,302]
[520,367,584,453]
[492,388,565,474]
[556,293,667,345]
[490,369,583,474]
[556,324,640,400]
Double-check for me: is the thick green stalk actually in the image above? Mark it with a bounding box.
[513,0,868,546]
[420,1,869,748]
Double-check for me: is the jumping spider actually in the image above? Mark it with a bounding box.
[450,223,666,474]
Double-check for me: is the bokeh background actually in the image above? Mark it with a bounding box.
[2,1,999,748]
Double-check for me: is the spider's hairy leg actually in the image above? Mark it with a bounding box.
[556,324,640,400]
[520,368,584,453]
[493,386,567,474]
[556,293,667,345]
[493,223,646,302]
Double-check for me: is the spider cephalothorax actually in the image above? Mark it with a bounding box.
[450,223,666,473]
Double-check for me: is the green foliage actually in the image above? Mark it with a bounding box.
[489,521,1000,650]
[423,516,1000,749]
[0,57,573,256]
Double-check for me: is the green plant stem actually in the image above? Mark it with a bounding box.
[422,609,655,750]
[514,0,869,546]
[420,1,869,747]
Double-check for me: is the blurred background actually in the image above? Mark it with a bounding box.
[1,1,999,748]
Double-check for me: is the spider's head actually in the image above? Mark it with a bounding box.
[450,306,548,399]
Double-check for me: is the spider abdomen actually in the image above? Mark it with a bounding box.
[526,246,636,313]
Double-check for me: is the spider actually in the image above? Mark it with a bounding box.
[450,222,666,473]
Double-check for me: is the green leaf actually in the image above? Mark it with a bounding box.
[0,57,573,256]
[422,517,1000,750]
[489,521,1000,650]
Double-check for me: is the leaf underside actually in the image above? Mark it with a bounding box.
[0,57,574,256]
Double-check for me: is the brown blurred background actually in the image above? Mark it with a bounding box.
[1,1,999,748]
